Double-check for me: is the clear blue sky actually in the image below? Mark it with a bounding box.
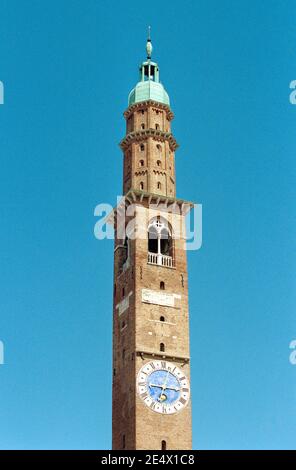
[0,0,295,450]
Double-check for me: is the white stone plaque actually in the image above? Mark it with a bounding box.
[141,289,180,308]
[116,292,132,316]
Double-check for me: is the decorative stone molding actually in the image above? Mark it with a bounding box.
[120,128,178,152]
[123,100,174,121]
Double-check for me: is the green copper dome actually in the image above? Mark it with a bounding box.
[128,36,170,107]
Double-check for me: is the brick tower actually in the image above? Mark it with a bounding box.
[111,34,192,450]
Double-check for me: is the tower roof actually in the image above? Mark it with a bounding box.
[128,31,170,107]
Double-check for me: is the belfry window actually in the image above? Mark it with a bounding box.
[147,217,174,267]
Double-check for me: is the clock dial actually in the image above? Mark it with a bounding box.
[137,360,190,414]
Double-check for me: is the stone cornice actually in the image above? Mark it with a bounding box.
[123,100,174,121]
[105,190,195,226]
[120,129,179,152]
[136,350,190,364]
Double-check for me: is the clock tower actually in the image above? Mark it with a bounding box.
[111,34,193,450]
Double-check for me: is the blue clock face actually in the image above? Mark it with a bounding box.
[147,370,181,405]
[137,360,190,414]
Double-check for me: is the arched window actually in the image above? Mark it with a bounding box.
[157,182,161,189]
[147,217,173,265]
[161,440,167,450]
[157,160,161,167]
[160,343,165,352]
[141,123,145,129]
[160,316,165,322]
[139,159,144,167]
[155,124,159,130]
[140,144,145,151]
[156,144,162,151]
[148,224,158,253]
[140,182,144,190]
[160,227,171,256]
[160,281,165,290]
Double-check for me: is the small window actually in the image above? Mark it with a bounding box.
[114,284,116,295]
[121,321,126,329]
[157,160,161,167]
[139,160,144,167]
[141,123,145,129]
[122,287,125,297]
[160,343,165,352]
[157,182,161,189]
[160,281,165,290]
[155,124,159,130]
[123,434,126,449]
[140,144,145,151]
[160,316,165,322]
[156,144,162,151]
[141,109,145,115]
[140,182,144,190]
[113,368,116,377]
[122,349,125,360]
[161,440,167,450]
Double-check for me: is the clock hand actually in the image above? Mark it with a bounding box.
[149,383,180,392]
[157,371,171,402]
[149,383,164,389]
[164,385,180,392]
[162,371,170,390]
